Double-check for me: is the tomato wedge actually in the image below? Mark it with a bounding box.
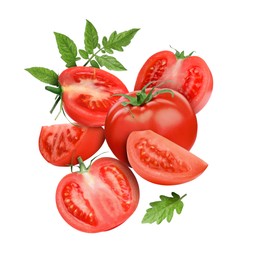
[56,157,140,233]
[134,50,213,113]
[39,124,105,166]
[127,130,208,185]
[59,66,129,127]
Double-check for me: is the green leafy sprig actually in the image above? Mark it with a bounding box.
[25,19,139,117]
[53,19,139,70]
[142,192,187,224]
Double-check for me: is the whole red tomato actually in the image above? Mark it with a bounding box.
[134,50,213,113]
[105,86,197,164]
[58,66,128,127]
[56,157,140,233]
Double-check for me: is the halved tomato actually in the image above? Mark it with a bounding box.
[59,66,129,127]
[39,124,105,166]
[127,130,208,185]
[134,50,213,113]
[56,157,140,233]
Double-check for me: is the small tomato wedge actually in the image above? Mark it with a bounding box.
[127,130,208,185]
[56,157,140,233]
[39,124,105,166]
[134,50,213,113]
[59,66,129,127]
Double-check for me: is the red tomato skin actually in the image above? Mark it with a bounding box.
[39,124,105,166]
[105,88,197,164]
[56,157,140,233]
[59,66,129,127]
[127,130,208,185]
[134,50,213,113]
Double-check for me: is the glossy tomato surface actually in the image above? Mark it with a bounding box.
[105,88,197,164]
[39,124,105,166]
[127,130,208,185]
[134,50,213,113]
[59,66,128,127]
[56,157,140,233]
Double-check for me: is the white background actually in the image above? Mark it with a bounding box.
[1,0,259,259]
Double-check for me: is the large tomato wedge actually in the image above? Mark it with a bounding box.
[59,66,128,127]
[134,50,213,113]
[39,124,105,166]
[127,130,208,185]
[56,157,140,233]
[105,87,197,165]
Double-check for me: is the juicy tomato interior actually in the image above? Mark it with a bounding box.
[56,157,140,233]
[134,137,190,173]
[39,124,105,166]
[59,66,128,127]
[134,50,213,113]
[127,130,208,185]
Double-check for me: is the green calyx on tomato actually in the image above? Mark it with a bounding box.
[171,47,195,59]
[76,152,107,174]
[116,82,174,107]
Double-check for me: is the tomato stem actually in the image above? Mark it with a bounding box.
[180,194,187,200]
[83,47,104,66]
[77,157,88,173]
[77,152,108,174]
[115,82,174,107]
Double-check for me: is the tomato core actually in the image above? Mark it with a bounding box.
[62,182,98,226]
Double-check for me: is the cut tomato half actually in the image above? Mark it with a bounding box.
[127,130,208,185]
[59,66,128,127]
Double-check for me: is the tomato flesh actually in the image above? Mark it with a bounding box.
[127,130,208,185]
[59,66,128,127]
[56,157,140,233]
[134,50,213,113]
[39,124,105,166]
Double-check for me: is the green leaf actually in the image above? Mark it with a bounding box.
[84,20,98,54]
[90,59,100,68]
[54,32,78,67]
[105,28,139,51]
[25,67,58,85]
[95,55,126,71]
[79,49,89,59]
[142,192,186,224]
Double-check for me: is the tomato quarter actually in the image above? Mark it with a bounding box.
[59,66,129,127]
[56,157,140,233]
[39,124,105,166]
[127,130,208,185]
[134,50,213,113]
[105,86,197,165]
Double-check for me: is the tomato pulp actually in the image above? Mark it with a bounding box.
[134,50,213,113]
[56,157,140,233]
[127,130,208,185]
[59,66,129,127]
[39,124,105,166]
[105,87,197,164]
